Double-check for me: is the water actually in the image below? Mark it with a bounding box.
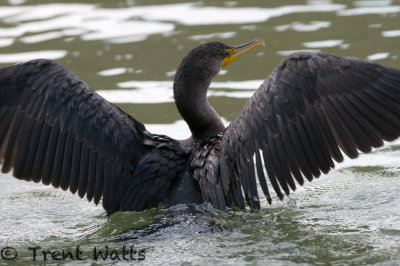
[0,0,399,264]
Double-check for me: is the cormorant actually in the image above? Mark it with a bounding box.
[0,39,399,216]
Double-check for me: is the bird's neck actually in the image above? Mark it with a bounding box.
[173,74,225,141]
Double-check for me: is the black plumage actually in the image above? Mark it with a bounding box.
[0,39,399,215]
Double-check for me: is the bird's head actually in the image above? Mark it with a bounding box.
[174,38,265,93]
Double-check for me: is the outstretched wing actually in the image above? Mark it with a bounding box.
[0,59,147,213]
[219,52,400,210]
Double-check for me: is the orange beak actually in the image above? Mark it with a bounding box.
[221,38,265,68]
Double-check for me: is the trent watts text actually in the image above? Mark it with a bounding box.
[1,245,145,262]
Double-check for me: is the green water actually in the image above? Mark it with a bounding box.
[0,0,399,265]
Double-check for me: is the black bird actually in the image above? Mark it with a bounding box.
[0,39,399,216]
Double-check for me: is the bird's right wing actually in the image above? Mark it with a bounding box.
[0,59,147,212]
[219,52,400,210]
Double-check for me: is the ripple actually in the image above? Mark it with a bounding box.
[302,39,344,48]
[367,52,390,61]
[188,31,236,41]
[334,140,400,171]
[97,80,265,104]
[0,4,175,44]
[338,6,400,16]
[0,3,345,46]
[354,0,394,7]
[98,68,127,76]
[3,4,94,23]
[211,80,264,90]
[120,3,345,25]
[0,50,67,63]
[81,21,174,43]
[277,49,320,56]
[0,173,104,244]
[382,29,400,37]
[146,120,192,140]
[0,38,13,48]
[275,21,331,32]
[20,31,64,43]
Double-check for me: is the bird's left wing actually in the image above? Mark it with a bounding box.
[0,59,147,212]
[219,52,400,210]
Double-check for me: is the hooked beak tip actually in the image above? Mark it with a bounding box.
[221,38,265,68]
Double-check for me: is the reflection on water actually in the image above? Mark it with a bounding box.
[367,52,390,61]
[0,0,399,264]
[275,20,331,32]
[338,5,400,16]
[0,2,347,46]
[0,50,66,63]
[302,39,344,48]
[97,80,264,104]
[383,29,400,37]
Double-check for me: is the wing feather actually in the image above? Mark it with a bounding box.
[51,129,67,188]
[60,129,74,190]
[69,140,82,194]
[77,141,89,198]
[31,123,51,181]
